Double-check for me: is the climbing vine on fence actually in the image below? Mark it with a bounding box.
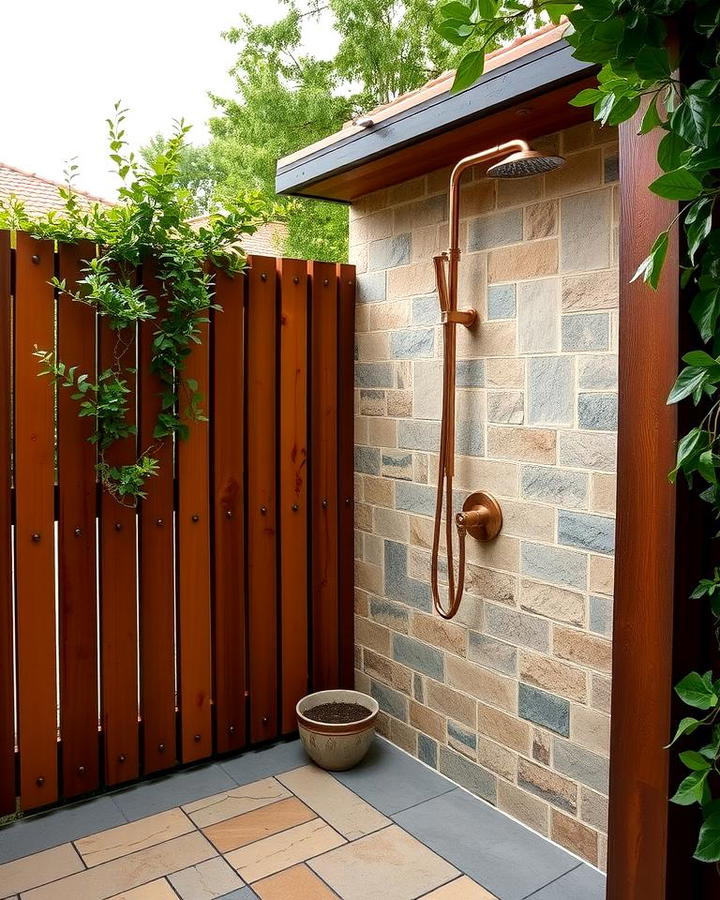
[0,105,268,502]
[436,0,720,863]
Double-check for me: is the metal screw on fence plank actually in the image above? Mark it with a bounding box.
[229,724,236,734]
[260,506,267,515]
[293,275,300,284]
[322,498,328,509]
[225,509,233,519]
[74,527,82,537]
[115,522,122,531]
[192,514,199,522]
[194,734,201,743]
[77,765,86,775]
[118,754,127,763]
[36,776,44,786]
[261,272,267,281]
[345,498,352,506]
[156,518,164,526]
[31,254,40,265]
[158,743,166,753]
[31,533,40,543]
[262,716,269,724]
[323,278,329,287]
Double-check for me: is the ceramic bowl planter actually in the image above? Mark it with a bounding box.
[296,688,379,771]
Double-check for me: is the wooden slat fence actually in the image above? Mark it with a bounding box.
[0,234,355,814]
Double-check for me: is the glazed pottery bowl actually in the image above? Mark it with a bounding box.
[296,689,378,771]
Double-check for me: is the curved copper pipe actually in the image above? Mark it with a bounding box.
[431,140,529,620]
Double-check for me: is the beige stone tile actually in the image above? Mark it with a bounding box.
[203,796,316,852]
[589,553,614,595]
[109,879,177,899]
[309,824,459,900]
[277,765,390,840]
[446,655,516,713]
[476,734,516,782]
[410,611,465,656]
[456,320,516,359]
[363,649,413,694]
[387,262,437,300]
[410,699,446,741]
[520,650,588,703]
[226,819,345,884]
[76,808,194,867]
[520,579,585,627]
[0,843,84,897]
[551,809,598,865]
[356,616,391,655]
[580,785,609,832]
[487,239,558,283]
[524,200,558,240]
[553,626,612,674]
[465,534,519,574]
[591,472,616,515]
[487,426,556,465]
[561,271,618,312]
[501,500,555,542]
[426,679,477,729]
[571,704,611,755]
[485,357,525,389]
[545,149,602,198]
[517,758,578,815]
[425,875,498,898]
[168,856,244,899]
[24,832,216,900]
[253,863,336,899]
[497,779,550,836]
[591,673,612,713]
[477,702,530,754]
[390,718,418,754]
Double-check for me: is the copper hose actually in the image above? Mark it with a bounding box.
[430,140,530,620]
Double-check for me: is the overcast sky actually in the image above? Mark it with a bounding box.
[1,1,336,199]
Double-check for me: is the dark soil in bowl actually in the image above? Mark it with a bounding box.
[303,701,372,724]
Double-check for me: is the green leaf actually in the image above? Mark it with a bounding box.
[436,19,474,45]
[682,350,719,368]
[570,88,604,108]
[667,716,701,746]
[649,169,703,201]
[658,131,690,171]
[680,750,712,771]
[672,770,709,806]
[672,94,714,148]
[695,812,720,863]
[639,97,662,135]
[452,50,485,92]
[546,2,575,24]
[475,0,497,18]
[676,672,719,710]
[631,231,668,289]
[668,366,711,405]
[440,1,472,20]
[635,46,671,81]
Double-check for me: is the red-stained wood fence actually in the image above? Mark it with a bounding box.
[0,233,355,814]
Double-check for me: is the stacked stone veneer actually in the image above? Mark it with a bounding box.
[350,121,619,870]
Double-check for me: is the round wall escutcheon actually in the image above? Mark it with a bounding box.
[457,491,503,542]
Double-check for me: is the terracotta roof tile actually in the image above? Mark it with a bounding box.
[0,162,112,217]
[188,216,288,255]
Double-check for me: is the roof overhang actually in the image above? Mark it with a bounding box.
[276,38,598,203]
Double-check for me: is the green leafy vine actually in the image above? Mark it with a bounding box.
[435,0,720,863]
[0,105,269,502]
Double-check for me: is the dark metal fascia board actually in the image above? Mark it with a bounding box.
[276,39,595,197]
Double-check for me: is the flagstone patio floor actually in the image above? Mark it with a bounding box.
[0,737,606,900]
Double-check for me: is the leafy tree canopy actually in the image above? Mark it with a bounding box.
[142,0,508,261]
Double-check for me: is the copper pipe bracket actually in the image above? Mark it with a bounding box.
[456,492,503,542]
[441,308,477,328]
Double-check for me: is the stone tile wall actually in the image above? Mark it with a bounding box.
[350,121,619,870]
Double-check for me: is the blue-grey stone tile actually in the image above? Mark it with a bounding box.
[469,209,523,251]
[355,362,394,388]
[521,542,588,591]
[355,445,381,475]
[113,762,237,821]
[457,420,485,457]
[414,672,425,702]
[558,510,615,554]
[0,796,126,863]
[579,392,618,431]
[528,356,573,426]
[332,736,453,814]
[468,632,517,675]
[530,863,605,899]
[412,294,439,325]
[447,720,477,753]
[553,739,609,794]
[398,419,440,452]
[395,481,436,516]
[519,684,570,736]
[561,313,609,352]
[457,358,485,387]
[381,450,413,480]
[384,540,432,611]
[484,603,550,652]
[390,328,435,359]
[219,739,306,786]
[356,270,386,303]
[438,748,496,803]
[604,152,619,184]
[578,354,617,390]
[359,388,386,416]
[418,734,438,768]
[522,465,588,509]
[393,633,444,679]
[392,788,578,899]
[218,889,259,900]
[371,596,410,631]
[369,233,411,270]
[487,283,517,320]
[589,595,613,636]
[370,680,409,721]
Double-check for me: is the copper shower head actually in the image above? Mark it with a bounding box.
[486,148,565,178]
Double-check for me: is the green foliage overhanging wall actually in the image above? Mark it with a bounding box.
[0,106,268,502]
[436,0,720,864]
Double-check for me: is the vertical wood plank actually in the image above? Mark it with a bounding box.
[138,267,176,773]
[0,231,15,814]
[310,261,339,691]
[246,256,278,742]
[607,105,679,899]
[99,311,139,786]
[177,319,212,763]
[212,269,246,753]
[337,264,355,689]
[14,234,57,808]
[57,241,99,798]
[279,258,308,733]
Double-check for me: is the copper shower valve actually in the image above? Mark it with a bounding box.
[456,492,503,542]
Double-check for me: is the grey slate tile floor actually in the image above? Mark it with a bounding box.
[0,737,606,899]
